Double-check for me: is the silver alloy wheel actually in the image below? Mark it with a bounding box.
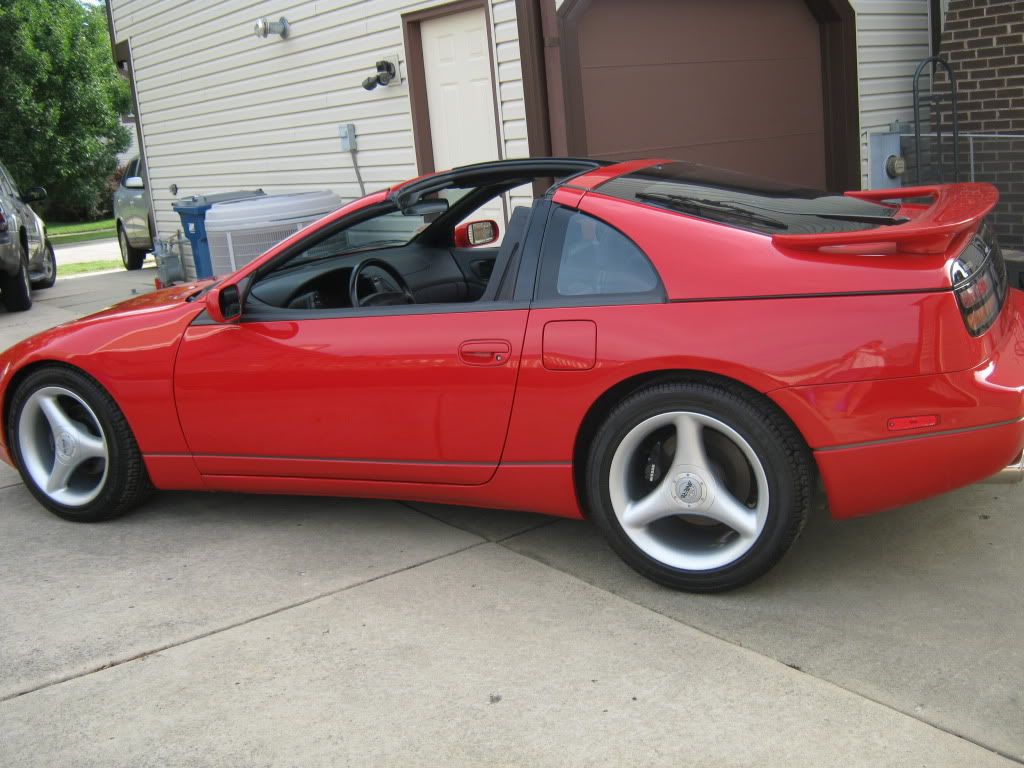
[17,386,109,507]
[118,228,130,268]
[608,411,770,571]
[40,246,56,282]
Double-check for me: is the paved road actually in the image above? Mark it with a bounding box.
[52,236,126,266]
[1,271,1021,766]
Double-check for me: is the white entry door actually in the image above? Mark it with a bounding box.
[420,7,505,227]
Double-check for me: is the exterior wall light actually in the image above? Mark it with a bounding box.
[254,17,290,39]
[363,60,397,91]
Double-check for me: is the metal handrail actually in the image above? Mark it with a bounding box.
[913,55,960,184]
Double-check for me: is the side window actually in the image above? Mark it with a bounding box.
[536,207,662,301]
[122,159,138,185]
[286,210,428,267]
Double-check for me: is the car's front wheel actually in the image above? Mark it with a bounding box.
[8,366,152,522]
[585,380,813,592]
[118,224,146,270]
[31,241,57,289]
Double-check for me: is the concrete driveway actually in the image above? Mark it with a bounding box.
[1,271,1021,766]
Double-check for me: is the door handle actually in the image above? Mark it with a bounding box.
[459,339,511,366]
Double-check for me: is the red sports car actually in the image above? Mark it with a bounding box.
[1,158,1021,591]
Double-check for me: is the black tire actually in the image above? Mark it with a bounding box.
[0,242,33,312]
[118,224,146,270]
[31,241,57,289]
[7,365,153,522]
[584,380,813,592]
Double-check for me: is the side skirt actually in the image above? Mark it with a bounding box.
[143,456,583,520]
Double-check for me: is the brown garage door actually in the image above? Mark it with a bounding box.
[560,0,828,188]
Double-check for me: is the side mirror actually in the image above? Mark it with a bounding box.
[454,219,499,248]
[124,176,145,190]
[21,187,46,204]
[205,283,242,324]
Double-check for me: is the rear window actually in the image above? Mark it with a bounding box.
[598,162,903,236]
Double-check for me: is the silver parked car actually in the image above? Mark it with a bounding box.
[112,156,153,270]
[0,160,56,312]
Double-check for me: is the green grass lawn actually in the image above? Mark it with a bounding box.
[49,218,116,245]
[56,259,123,277]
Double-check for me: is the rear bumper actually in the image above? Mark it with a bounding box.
[773,291,1024,519]
[814,418,1024,518]
[982,450,1024,484]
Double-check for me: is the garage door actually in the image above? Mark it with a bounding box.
[561,0,828,188]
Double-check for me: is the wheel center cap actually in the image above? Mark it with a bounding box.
[55,430,78,463]
[670,470,711,510]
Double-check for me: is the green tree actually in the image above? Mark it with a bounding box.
[0,0,130,220]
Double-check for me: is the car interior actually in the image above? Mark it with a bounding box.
[244,161,603,314]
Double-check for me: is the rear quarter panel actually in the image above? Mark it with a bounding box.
[502,294,973,462]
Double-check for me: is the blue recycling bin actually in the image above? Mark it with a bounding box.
[172,190,265,278]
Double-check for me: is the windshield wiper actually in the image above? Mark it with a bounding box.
[636,192,789,230]
[638,191,910,228]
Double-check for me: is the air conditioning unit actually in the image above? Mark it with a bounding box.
[205,190,343,274]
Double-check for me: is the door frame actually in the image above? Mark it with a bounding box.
[515,0,860,193]
[402,0,505,175]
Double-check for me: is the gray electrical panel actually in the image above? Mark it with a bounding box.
[339,123,357,153]
[868,131,904,190]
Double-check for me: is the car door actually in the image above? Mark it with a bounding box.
[123,159,147,243]
[113,159,132,234]
[0,165,41,259]
[0,169,18,271]
[172,205,542,486]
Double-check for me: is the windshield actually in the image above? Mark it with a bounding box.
[599,162,901,235]
[289,188,473,268]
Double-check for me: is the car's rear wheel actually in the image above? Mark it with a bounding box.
[585,381,813,592]
[118,224,146,270]
[1,244,33,312]
[31,241,57,289]
[8,366,152,522]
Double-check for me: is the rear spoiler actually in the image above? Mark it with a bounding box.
[772,183,999,255]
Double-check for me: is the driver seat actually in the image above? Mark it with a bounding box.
[480,206,531,302]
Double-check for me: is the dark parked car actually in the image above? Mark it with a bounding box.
[112,156,153,270]
[0,160,56,312]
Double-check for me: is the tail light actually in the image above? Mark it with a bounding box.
[951,220,1007,336]
[0,210,7,232]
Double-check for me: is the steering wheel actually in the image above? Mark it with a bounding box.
[348,258,416,307]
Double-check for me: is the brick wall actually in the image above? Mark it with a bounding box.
[933,0,1024,249]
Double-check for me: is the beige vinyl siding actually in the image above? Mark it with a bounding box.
[851,0,932,187]
[110,0,528,240]
[113,0,935,232]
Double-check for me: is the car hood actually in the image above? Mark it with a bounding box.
[0,280,210,384]
[75,279,214,321]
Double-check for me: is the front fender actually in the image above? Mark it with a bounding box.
[0,288,205,461]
